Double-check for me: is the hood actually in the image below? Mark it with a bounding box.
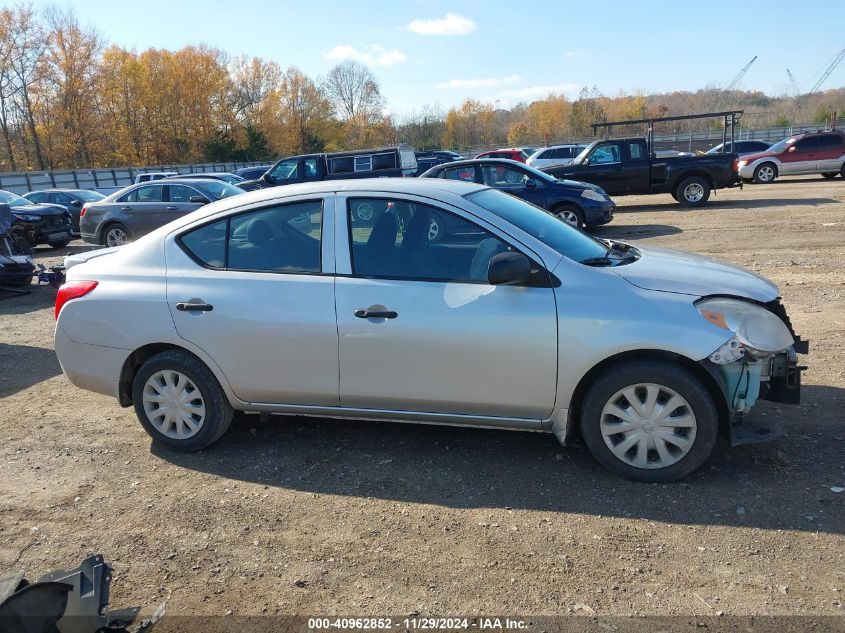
[612,245,779,302]
[12,203,67,216]
[739,149,780,163]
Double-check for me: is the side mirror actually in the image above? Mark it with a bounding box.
[70,199,81,207]
[263,172,275,183]
[189,196,210,204]
[787,146,796,153]
[488,252,532,286]
[582,157,590,165]
[525,179,538,189]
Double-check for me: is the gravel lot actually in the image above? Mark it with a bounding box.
[1,176,843,619]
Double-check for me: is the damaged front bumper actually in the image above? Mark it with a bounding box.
[703,300,808,446]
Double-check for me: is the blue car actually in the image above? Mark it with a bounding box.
[420,158,614,230]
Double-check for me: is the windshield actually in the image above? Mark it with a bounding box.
[572,143,595,164]
[0,191,32,206]
[518,162,560,184]
[76,190,105,202]
[197,181,244,200]
[466,188,607,263]
[766,137,795,153]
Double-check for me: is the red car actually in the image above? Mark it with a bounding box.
[737,130,845,183]
[474,148,529,163]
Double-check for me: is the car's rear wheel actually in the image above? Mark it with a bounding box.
[753,162,777,184]
[553,204,584,229]
[580,360,719,482]
[675,176,711,207]
[821,172,838,179]
[48,239,71,249]
[840,162,845,178]
[103,222,131,247]
[132,350,233,451]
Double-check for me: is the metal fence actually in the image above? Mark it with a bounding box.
[0,161,268,195]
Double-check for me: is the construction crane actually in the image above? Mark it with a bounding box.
[787,68,801,95]
[726,56,757,91]
[808,47,845,94]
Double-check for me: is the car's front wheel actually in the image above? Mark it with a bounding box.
[48,239,71,249]
[132,350,233,451]
[753,162,777,184]
[821,172,838,179]
[553,204,584,229]
[102,223,131,247]
[580,360,719,482]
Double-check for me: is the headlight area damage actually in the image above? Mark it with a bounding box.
[696,297,809,445]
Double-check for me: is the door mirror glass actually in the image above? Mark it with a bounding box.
[787,146,796,153]
[189,195,210,204]
[488,252,532,285]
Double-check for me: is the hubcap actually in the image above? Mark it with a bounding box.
[106,227,127,247]
[758,166,774,181]
[558,210,580,227]
[142,370,206,440]
[683,183,704,202]
[600,383,697,470]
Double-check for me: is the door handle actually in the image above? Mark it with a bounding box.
[166,205,177,211]
[176,301,213,312]
[354,308,397,319]
[120,206,132,211]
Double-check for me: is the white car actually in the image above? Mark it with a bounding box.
[54,179,805,482]
[526,145,588,169]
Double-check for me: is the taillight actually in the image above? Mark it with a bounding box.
[731,159,739,173]
[55,280,98,320]
[80,205,88,218]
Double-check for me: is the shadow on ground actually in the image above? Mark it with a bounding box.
[153,384,845,535]
[618,196,839,213]
[0,342,62,397]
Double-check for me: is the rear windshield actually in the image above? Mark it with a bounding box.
[466,188,607,263]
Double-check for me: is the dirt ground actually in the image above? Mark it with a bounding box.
[1,176,844,619]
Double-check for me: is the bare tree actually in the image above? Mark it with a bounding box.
[6,3,46,169]
[0,8,19,169]
[322,60,384,122]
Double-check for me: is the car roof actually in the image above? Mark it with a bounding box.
[428,158,529,169]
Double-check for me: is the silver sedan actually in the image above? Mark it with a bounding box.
[54,178,805,482]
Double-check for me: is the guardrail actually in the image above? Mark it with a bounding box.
[0,161,268,195]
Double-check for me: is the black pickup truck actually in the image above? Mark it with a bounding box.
[542,137,741,206]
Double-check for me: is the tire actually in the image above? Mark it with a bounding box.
[579,360,719,483]
[821,172,838,179]
[840,162,845,178]
[752,162,777,184]
[675,176,711,207]
[553,204,584,229]
[132,350,233,451]
[48,239,71,249]
[102,222,131,247]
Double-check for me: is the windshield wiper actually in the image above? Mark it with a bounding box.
[580,255,615,267]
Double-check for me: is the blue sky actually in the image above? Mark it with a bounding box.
[34,0,845,115]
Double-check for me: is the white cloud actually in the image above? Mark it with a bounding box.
[564,49,591,59]
[498,83,582,100]
[437,75,521,90]
[408,13,477,36]
[324,44,407,67]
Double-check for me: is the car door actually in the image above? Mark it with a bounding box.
[165,184,208,220]
[333,192,558,421]
[816,134,845,172]
[165,195,339,405]
[479,162,546,207]
[781,136,819,174]
[118,184,169,235]
[582,142,627,194]
[623,141,651,194]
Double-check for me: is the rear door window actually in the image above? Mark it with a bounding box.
[136,185,163,202]
[442,165,477,182]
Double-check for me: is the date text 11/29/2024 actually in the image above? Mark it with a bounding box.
[308,617,528,630]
